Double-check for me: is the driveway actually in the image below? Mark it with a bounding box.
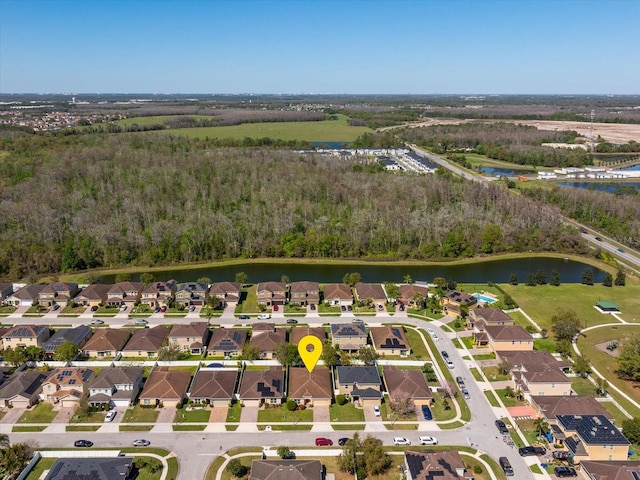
[157,406,176,424]
[0,407,25,424]
[52,406,75,423]
[238,405,258,432]
[209,406,228,423]
[313,404,330,423]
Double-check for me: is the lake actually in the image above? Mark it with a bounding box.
[99,257,605,285]
[480,167,533,177]
[557,181,640,193]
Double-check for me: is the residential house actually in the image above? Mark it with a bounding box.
[256,281,287,306]
[207,328,248,358]
[4,284,45,307]
[497,350,572,399]
[88,366,143,408]
[335,366,382,406]
[581,460,640,480]
[168,322,210,355]
[209,282,242,306]
[106,281,144,307]
[175,282,208,306]
[558,414,630,461]
[289,281,320,306]
[238,366,284,406]
[354,282,386,305]
[188,369,238,406]
[474,324,533,351]
[139,367,191,407]
[140,279,177,308]
[0,327,8,350]
[370,326,411,357]
[40,367,94,407]
[288,366,333,407]
[43,458,134,480]
[0,282,13,302]
[531,395,614,424]
[38,282,80,308]
[322,283,353,306]
[330,323,368,352]
[0,371,50,408]
[121,325,169,358]
[42,325,93,360]
[397,284,428,307]
[249,460,323,480]
[290,326,326,346]
[82,328,131,358]
[250,326,286,360]
[73,283,112,307]
[2,324,51,348]
[467,307,514,329]
[404,450,473,480]
[382,365,433,406]
[442,290,478,318]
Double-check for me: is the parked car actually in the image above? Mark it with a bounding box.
[399,304,405,311]
[495,419,509,435]
[519,446,546,456]
[310,304,316,310]
[347,305,352,311]
[189,305,196,312]
[554,466,577,478]
[257,313,271,320]
[499,456,514,476]
[91,319,104,325]
[445,358,454,368]
[104,411,117,422]
[135,318,148,325]
[377,304,384,310]
[552,451,572,460]
[90,305,98,312]
[456,376,465,387]
[421,405,433,420]
[315,437,333,446]
[373,406,381,417]
[154,307,161,313]
[338,437,349,446]
[617,247,625,253]
[418,436,438,445]
[461,388,470,399]
[595,236,602,241]
[393,437,411,446]
[273,304,279,311]
[207,363,224,368]
[239,315,250,320]
[74,440,93,448]
[341,305,346,312]
[51,304,60,311]
[441,350,449,358]
[352,318,364,324]
[427,328,434,335]
[133,439,151,447]
[159,306,167,313]
[286,318,298,324]
[120,305,127,311]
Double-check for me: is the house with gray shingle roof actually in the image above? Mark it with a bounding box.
[330,323,368,352]
[0,371,50,408]
[43,457,134,480]
[189,369,238,406]
[4,284,45,306]
[106,281,143,307]
[207,328,248,358]
[43,325,93,360]
[239,366,284,406]
[335,366,382,406]
[289,281,320,306]
[121,325,169,358]
[88,366,143,407]
[404,450,470,480]
[38,282,80,308]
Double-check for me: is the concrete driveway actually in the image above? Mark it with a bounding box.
[238,405,258,432]
[313,404,330,423]
[0,407,25,425]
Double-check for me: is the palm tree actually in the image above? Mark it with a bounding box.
[403,274,413,284]
[0,432,9,449]
[533,417,549,438]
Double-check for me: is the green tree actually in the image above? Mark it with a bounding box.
[197,277,212,285]
[274,342,301,367]
[158,342,185,361]
[239,343,261,361]
[480,224,504,253]
[286,399,297,411]
[357,346,379,366]
[621,418,640,444]
[53,341,80,362]
[602,272,613,287]
[115,272,132,283]
[0,433,9,449]
[614,269,626,286]
[3,347,27,366]
[226,459,248,478]
[573,355,592,377]
[526,273,537,286]
[533,417,549,437]
[338,433,363,474]
[361,435,392,475]
[535,269,547,285]
[206,295,222,309]
[342,272,362,286]
[426,294,440,313]
[550,270,560,286]
[509,273,518,286]
[140,272,155,285]
[422,363,437,382]
[403,274,413,284]
[551,308,581,342]
[25,345,44,361]
[389,391,415,418]
[459,302,469,319]
[581,268,594,285]
[384,282,399,300]
[433,277,447,290]
[617,333,640,381]
[280,274,290,284]
[276,446,292,459]
[320,342,340,367]
[235,272,248,285]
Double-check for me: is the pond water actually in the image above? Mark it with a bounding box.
[99,256,605,285]
[557,181,640,193]
[480,167,532,177]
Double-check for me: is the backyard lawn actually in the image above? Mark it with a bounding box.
[17,403,56,424]
[122,406,160,423]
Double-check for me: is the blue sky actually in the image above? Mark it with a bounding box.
[1,0,638,94]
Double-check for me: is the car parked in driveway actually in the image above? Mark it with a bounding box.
[133,439,151,447]
[273,304,279,311]
[310,304,316,310]
[90,305,98,312]
[159,306,167,313]
[120,305,127,311]
[373,406,380,417]
[421,405,433,420]
[495,419,509,435]
[104,410,116,422]
[554,466,577,477]
[315,437,333,446]
[393,437,411,446]
[74,440,93,447]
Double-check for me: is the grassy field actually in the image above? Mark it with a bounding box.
[404,327,429,359]
[17,403,56,423]
[115,115,214,127]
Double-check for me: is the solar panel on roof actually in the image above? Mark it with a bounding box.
[630,471,640,480]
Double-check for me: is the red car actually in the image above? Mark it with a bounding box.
[160,306,167,313]
[273,304,279,311]
[315,437,333,446]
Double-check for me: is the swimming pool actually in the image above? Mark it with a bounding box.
[472,293,498,304]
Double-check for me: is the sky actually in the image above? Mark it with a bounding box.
[1,0,639,94]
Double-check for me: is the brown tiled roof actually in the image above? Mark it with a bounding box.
[189,369,238,400]
[581,460,640,480]
[122,325,169,352]
[139,367,191,401]
[209,282,241,295]
[290,327,326,345]
[249,460,323,480]
[288,367,332,400]
[208,328,247,351]
[169,322,208,339]
[251,329,286,352]
[497,350,570,369]
[471,307,513,324]
[75,284,112,302]
[142,280,177,296]
[398,284,428,300]
[257,281,286,293]
[354,282,386,301]
[531,395,614,421]
[239,366,284,400]
[322,283,352,301]
[46,368,94,387]
[290,281,319,293]
[484,325,533,342]
[404,450,467,480]
[370,326,410,350]
[83,328,131,352]
[107,281,144,294]
[40,282,78,295]
[252,323,275,332]
[382,366,432,400]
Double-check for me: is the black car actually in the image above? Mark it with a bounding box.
[441,350,449,359]
[74,440,93,448]
[519,446,546,456]
[310,304,316,310]
[554,466,577,478]
[399,304,405,311]
[239,315,250,320]
[495,419,509,435]
[341,305,346,312]
[338,437,349,446]
[286,318,298,324]
[347,305,352,311]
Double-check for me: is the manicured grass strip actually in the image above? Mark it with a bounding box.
[469,367,483,382]
[258,424,312,431]
[225,402,241,422]
[598,400,631,424]
[174,408,211,422]
[439,421,464,430]
[332,423,365,430]
[484,390,500,407]
[119,425,154,432]
[404,327,429,359]
[66,425,101,432]
[173,424,206,431]
[12,425,46,432]
[329,402,365,422]
[257,406,313,423]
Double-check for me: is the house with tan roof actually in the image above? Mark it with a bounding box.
[122,325,169,358]
[2,324,51,348]
[207,328,248,358]
[370,326,411,357]
[474,324,533,351]
[330,323,368,352]
[468,307,513,329]
[289,281,320,306]
[74,284,112,307]
[354,282,386,305]
[290,326,326,346]
[0,371,50,408]
[139,367,192,407]
[497,350,572,399]
[581,460,640,480]
[239,366,284,406]
[168,322,210,355]
[82,328,131,358]
[189,369,238,406]
[322,283,353,306]
[4,284,45,307]
[209,282,242,306]
[249,460,323,480]
[531,395,614,424]
[38,282,80,308]
[140,280,177,308]
[404,450,472,480]
[398,284,428,306]
[250,326,286,360]
[335,366,382,406]
[382,365,432,406]
[41,367,94,407]
[88,366,143,408]
[106,281,143,307]
[257,281,287,306]
[288,367,333,407]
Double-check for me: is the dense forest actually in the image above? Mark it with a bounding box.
[0,133,587,280]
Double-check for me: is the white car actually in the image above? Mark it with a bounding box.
[104,411,117,422]
[119,305,127,311]
[373,406,381,417]
[393,437,411,446]
[257,314,271,320]
[419,436,438,445]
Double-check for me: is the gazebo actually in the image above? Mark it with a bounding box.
[596,301,620,313]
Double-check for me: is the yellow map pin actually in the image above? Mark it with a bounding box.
[298,335,323,373]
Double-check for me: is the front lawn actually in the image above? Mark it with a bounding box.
[481,366,511,382]
[257,405,313,423]
[174,408,211,423]
[70,410,106,423]
[318,303,341,313]
[495,388,525,408]
[17,403,56,424]
[329,402,365,423]
[404,327,429,359]
[122,405,160,423]
[225,401,242,423]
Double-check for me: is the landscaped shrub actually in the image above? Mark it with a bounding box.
[286,399,297,411]
[473,465,482,474]
[336,394,347,405]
